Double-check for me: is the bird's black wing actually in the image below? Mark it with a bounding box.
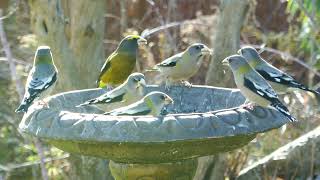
[243,75,278,102]
[243,75,296,122]
[96,52,116,87]
[157,53,182,67]
[16,72,57,113]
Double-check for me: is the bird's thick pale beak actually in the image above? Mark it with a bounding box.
[237,49,242,55]
[137,37,147,46]
[164,96,174,104]
[222,58,229,66]
[201,47,212,56]
[138,79,147,87]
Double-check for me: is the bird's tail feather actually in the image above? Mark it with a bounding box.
[15,103,29,113]
[305,88,320,96]
[103,111,111,115]
[271,100,296,122]
[293,84,320,96]
[76,99,96,107]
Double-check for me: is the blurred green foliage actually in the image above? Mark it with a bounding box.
[287,0,320,69]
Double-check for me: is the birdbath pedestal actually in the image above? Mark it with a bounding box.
[18,85,290,180]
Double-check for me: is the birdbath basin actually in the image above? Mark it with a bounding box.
[19,85,290,180]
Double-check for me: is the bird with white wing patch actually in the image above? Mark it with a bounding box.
[15,46,58,113]
[238,46,319,96]
[222,55,296,122]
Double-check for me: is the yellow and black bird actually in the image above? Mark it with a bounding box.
[97,35,147,89]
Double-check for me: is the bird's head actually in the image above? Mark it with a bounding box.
[127,72,147,91]
[237,46,262,67]
[145,91,174,106]
[187,43,212,59]
[34,46,53,65]
[222,55,250,73]
[117,35,147,52]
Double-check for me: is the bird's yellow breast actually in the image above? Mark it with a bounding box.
[238,65,251,74]
[99,53,136,87]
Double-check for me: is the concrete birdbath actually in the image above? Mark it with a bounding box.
[19,85,290,180]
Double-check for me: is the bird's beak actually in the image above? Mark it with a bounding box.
[138,79,147,87]
[137,37,147,46]
[237,49,242,55]
[164,96,174,104]
[222,58,229,66]
[201,47,212,56]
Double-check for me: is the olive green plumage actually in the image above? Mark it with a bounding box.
[97,35,147,88]
[77,73,147,111]
[222,55,296,122]
[238,46,319,95]
[104,91,174,116]
[147,43,211,88]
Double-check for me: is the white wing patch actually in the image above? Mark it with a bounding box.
[29,74,56,90]
[274,78,281,82]
[263,64,294,81]
[259,86,276,98]
[268,71,280,78]
[256,90,264,96]
[249,76,278,99]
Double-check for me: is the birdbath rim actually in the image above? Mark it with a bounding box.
[18,85,290,163]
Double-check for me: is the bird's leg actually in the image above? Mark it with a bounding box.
[243,99,250,104]
[38,99,49,108]
[240,99,254,110]
[132,118,138,128]
[181,80,192,88]
[105,85,114,91]
[165,79,173,91]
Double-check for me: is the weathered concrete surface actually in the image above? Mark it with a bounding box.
[19,85,291,163]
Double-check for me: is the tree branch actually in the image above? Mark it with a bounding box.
[238,126,320,179]
[0,9,49,180]
[205,0,250,87]
[141,20,210,38]
[0,57,31,66]
[0,9,24,99]
[0,0,19,21]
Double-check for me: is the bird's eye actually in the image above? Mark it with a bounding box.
[160,95,165,100]
[195,46,200,50]
[133,78,138,82]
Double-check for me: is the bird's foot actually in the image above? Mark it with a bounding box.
[164,79,173,91]
[164,83,171,91]
[105,85,114,91]
[160,107,168,115]
[38,100,49,108]
[181,80,192,88]
[240,103,255,110]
